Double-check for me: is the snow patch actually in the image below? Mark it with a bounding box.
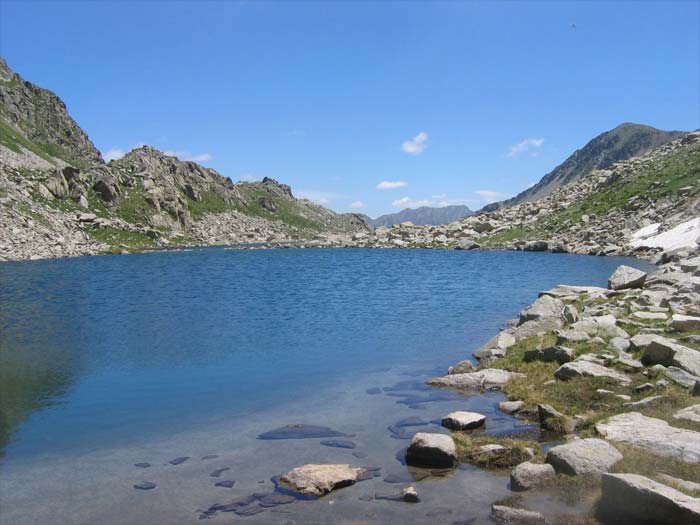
[630,218,700,251]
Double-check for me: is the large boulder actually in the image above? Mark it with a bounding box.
[608,265,647,290]
[518,295,564,324]
[510,461,556,491]
[545,438,622,476]
[595,412,700,463]
[642,338,700,376]
[280,464,366,497]
[405,432,457,468]
[665,366,700,389]
[598,473,700,525]
[441,411,486,431]
[426,369,524,390]
[554,361,631,385]
[572,316,629,339]
[523,240,548,252]
[513,317,564,341]
[669,314,700,332]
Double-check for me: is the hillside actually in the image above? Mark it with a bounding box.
[0,57,369,261]
[313,131,700,256]
[482,123,686,212]
[368,205,473,227]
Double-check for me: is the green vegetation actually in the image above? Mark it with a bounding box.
[87,226,155,253]
[0,120,83,168]
[233,187,325,231]
[187,191,230,220]
[480,227,537,246]
[453,434,543,470]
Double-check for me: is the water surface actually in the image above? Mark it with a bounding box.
[0,248,654,524]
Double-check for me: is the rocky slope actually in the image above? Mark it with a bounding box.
[327,131,699,259]
[367,204,473,227]
[0,57,369,261]
[483,123,686,212]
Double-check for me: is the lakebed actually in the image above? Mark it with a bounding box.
[0,248,656,524]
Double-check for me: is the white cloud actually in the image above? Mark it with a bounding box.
[474,190,511,204]
[401,132,429,155]
[350,201,367,209]
[103,148,126,162]
[507,138,544,157]
[392,195,475,209]
[296,190,344,205]
[376,180,408,190]
[163,150,213,162]
[239,173,260,182]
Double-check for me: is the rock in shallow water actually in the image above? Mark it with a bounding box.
[168,456,190,465]
[320,439,356,449]
[510,461,556,491]
[280,464,367,497]
[405,432,457,468]
[258,424,350,440]
[545,438,622,476]
[214,480,236,488]
[210,467,230,477]
[491,504,546,524]
[134,462,151,468]
[441,411,486,431]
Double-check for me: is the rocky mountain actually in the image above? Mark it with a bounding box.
[301,131,700,257]
[0,57,369,261]
[367,205,473,227]
[482,123,686,212]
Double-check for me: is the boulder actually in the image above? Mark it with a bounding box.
[674,403,700,423]
[665,366,700,389]
[596,412,700,463]
[455,239,480,250]
[405,433,457,468]
[629,333,662,352]
[556,329,590,344]
[563,304,579,324]
[545,438,622,476]
[643,338,700,376]
[523,240,548,252]
[608,265,647,290]
[513,317,564,341]
[599,473,700,525]
[499,400,525,414]
[554,361,631,385]
[447,359,474,374]
[518,295,564,324]
[524,346,574,365]
[572,317,629,339]
[510,461,556,491]
[426,369,524,390]
[441,411,486,431]
[491,505,546,524]
[669,314,700,332]
[538,404,575,433]
[280,464,366,496]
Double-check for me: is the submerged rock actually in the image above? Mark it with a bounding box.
[491,504,546,524]
[168,456,190,465]
[320,439,356,449]
[258,424,350,440]
[134,462,151,468]
[133,482,157,490]
[599,473,700,525]
[280,464,366,497]
[210,467,231,477]
[214,480,236,488]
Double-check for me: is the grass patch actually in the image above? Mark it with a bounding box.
[188,191,230,220]
[612,443,700,494]
[453,434,543,470]
[87,226,155,252]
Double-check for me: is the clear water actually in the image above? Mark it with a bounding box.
[0,248,654,524]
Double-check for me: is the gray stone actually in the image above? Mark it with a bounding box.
[643,338,700,376]
[554,361,631,385]
[630,333,663,352]
[563,304,579,324]
[665,366,700,389]
[669,314,700,332]
[608,265,647,290]
[400,486,420,502]
[513,317,564,340]
[441,411,486,431]
[658,474,700,493]
[510,461,556,491]
[599,473,700,525]
[545,438,622,476]
[609,336,630,354]
[556,329,591,343]
[524,345,574,365]
[674,403,700,423]
[519,295,564,324]
[499,400,525,414]
[538,404,575,433]
[491,505,546,524]
[405,432,457,468]
[426,369,524,390]
[280,464,365,496]
[447,360,474,374]
[596,412,700,463]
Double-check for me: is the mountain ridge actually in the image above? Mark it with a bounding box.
[481,122,687,212]
[367,205,473,227]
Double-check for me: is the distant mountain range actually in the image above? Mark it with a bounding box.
[481,122,686,212]
[367,205,473,227]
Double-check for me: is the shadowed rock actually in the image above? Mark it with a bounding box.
[320,439,356,449]
[210,467,230,477]
[169,456,190,465]
[134,462,151,468]
[133,482,156,490]
[214,480,235,488]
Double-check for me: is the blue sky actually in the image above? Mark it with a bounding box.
[1,1,698,217]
